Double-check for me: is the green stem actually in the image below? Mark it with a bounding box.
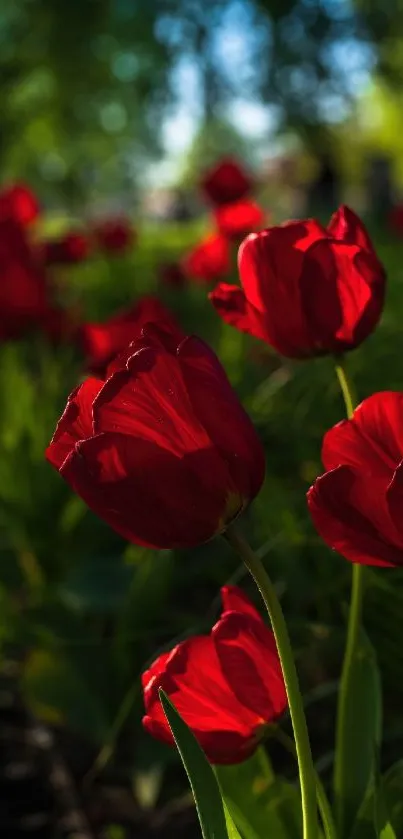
[225,523,318,839]
[333,357,365,833]
[334,361,355,420]
[270,727,337,839]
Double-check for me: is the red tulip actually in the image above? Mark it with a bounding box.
[214,199,266,240]
[182,233,231,284]
[0,183,40,226]
[308,392,403,567]
[42,232,89,265]
[142,585,287,764]
[0,215,50,340]
[201,158,252,206]
[46,324,265,549]
[210,205,385,358]
[79,296,182,376]
[94,218,134,253]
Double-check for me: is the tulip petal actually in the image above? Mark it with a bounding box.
[301,242,384,352]
[81,296,180,376]
[327,205,377,256]
[387,461,403,543]
[45,378,103,469]
[213,611,286,720]
[141,651,171,692]
[178,336,265,499]
[144,636,257,733]
[209,283,267,341]
[142,714,256,764]
[308,465,402,567]
[60,432,235,548]
[220,585,262,619]
[238,221,326,357]
[94,344,211,456]
[322,392,403,475]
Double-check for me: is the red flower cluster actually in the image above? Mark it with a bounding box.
[210,205,385,358]
[180,158,265,286]
[0,183,84,342]
[308,392,403,567]
[46,321,265,548]
[79,296,179,376]
[142,585,287,764]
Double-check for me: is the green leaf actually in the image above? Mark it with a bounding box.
[349,783,376,839]
[223,801,242,839]
[351,762,403,839]
[381,761,403,833]
[334,631,382,837]
[374,771,397,839]
[216,748,302,839]
[159,690,229,839]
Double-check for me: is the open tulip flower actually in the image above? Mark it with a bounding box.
[46,322,265,548]
[210,205,385,359]
[201,157,253,206]
[142,585,287,764]
[308,391,403,567]
[79,296,182,376]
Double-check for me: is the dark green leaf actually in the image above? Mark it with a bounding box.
[334,631,382,837]
[216,748,302,839]
[381,761,403,833]
[159,690,229,839]
[351,761,403,839]
[374,775,397,839]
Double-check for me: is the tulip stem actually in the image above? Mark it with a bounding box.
[334,359,355,420]
[333,357,365,834]
[225,523,318,839]
[269,727,337,839]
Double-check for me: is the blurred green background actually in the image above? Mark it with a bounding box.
[2,1,403,837]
